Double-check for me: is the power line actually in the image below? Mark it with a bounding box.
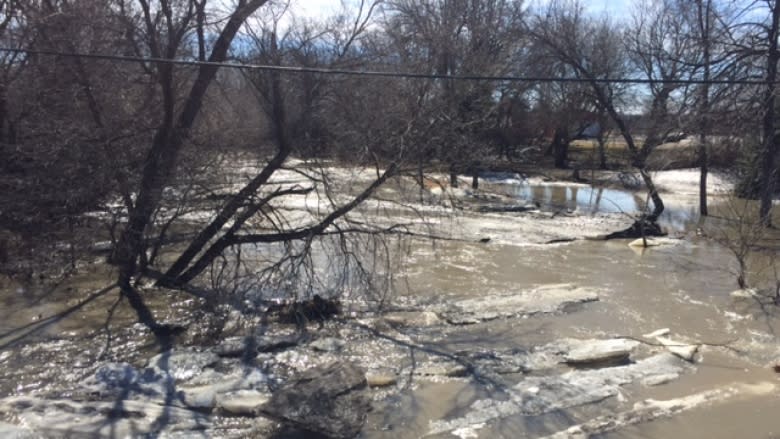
[0,46,772,86]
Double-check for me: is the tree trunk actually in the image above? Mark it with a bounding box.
[551,128,568,169]
[418,159,425,203]
[698,136,709,217]
[119,279,161,332]
[759,0,780,227]
[0,84,7,144]
[697,0,711,218]
[596,112,608,170]
[639,167,665,222]
[597,137,607,170]
[600,100,665,222]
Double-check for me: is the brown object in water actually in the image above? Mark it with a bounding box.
[268,294,341,325]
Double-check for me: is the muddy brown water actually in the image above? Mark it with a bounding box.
[0,266,206,397]
[366,182,780,438]
[2,183,780,438]
[376,235,780,438]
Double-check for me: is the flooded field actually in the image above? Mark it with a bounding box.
[1,168,780,438]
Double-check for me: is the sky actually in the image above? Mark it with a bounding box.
[588,0,632,17]
[290,0,634,21]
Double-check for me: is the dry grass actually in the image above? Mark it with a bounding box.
[569,136,648,151]
[569,136,737,170]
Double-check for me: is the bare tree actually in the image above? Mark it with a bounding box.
[1,0,150,276]
[381,0,526,188]
[715,0,780,225]
[528,56,595,169]
[695,0,714,217]
[680,0,745,217]
[704,197,773,291]
[531,0,697,232]
[756,1,780,226]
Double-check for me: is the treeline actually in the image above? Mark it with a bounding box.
[1,0,780,330]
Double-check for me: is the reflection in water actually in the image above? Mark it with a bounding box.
[497,182,699,231]
[508,184,643,214]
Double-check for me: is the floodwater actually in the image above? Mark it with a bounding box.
[365,178,780,438]
[378,234,780,438]
[2,177,780,438]
[0,266,202,396]
[484,178,700,232]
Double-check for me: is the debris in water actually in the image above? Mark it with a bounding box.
[267,294,341,324]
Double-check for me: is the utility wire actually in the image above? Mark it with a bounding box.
[0,46,773,86]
